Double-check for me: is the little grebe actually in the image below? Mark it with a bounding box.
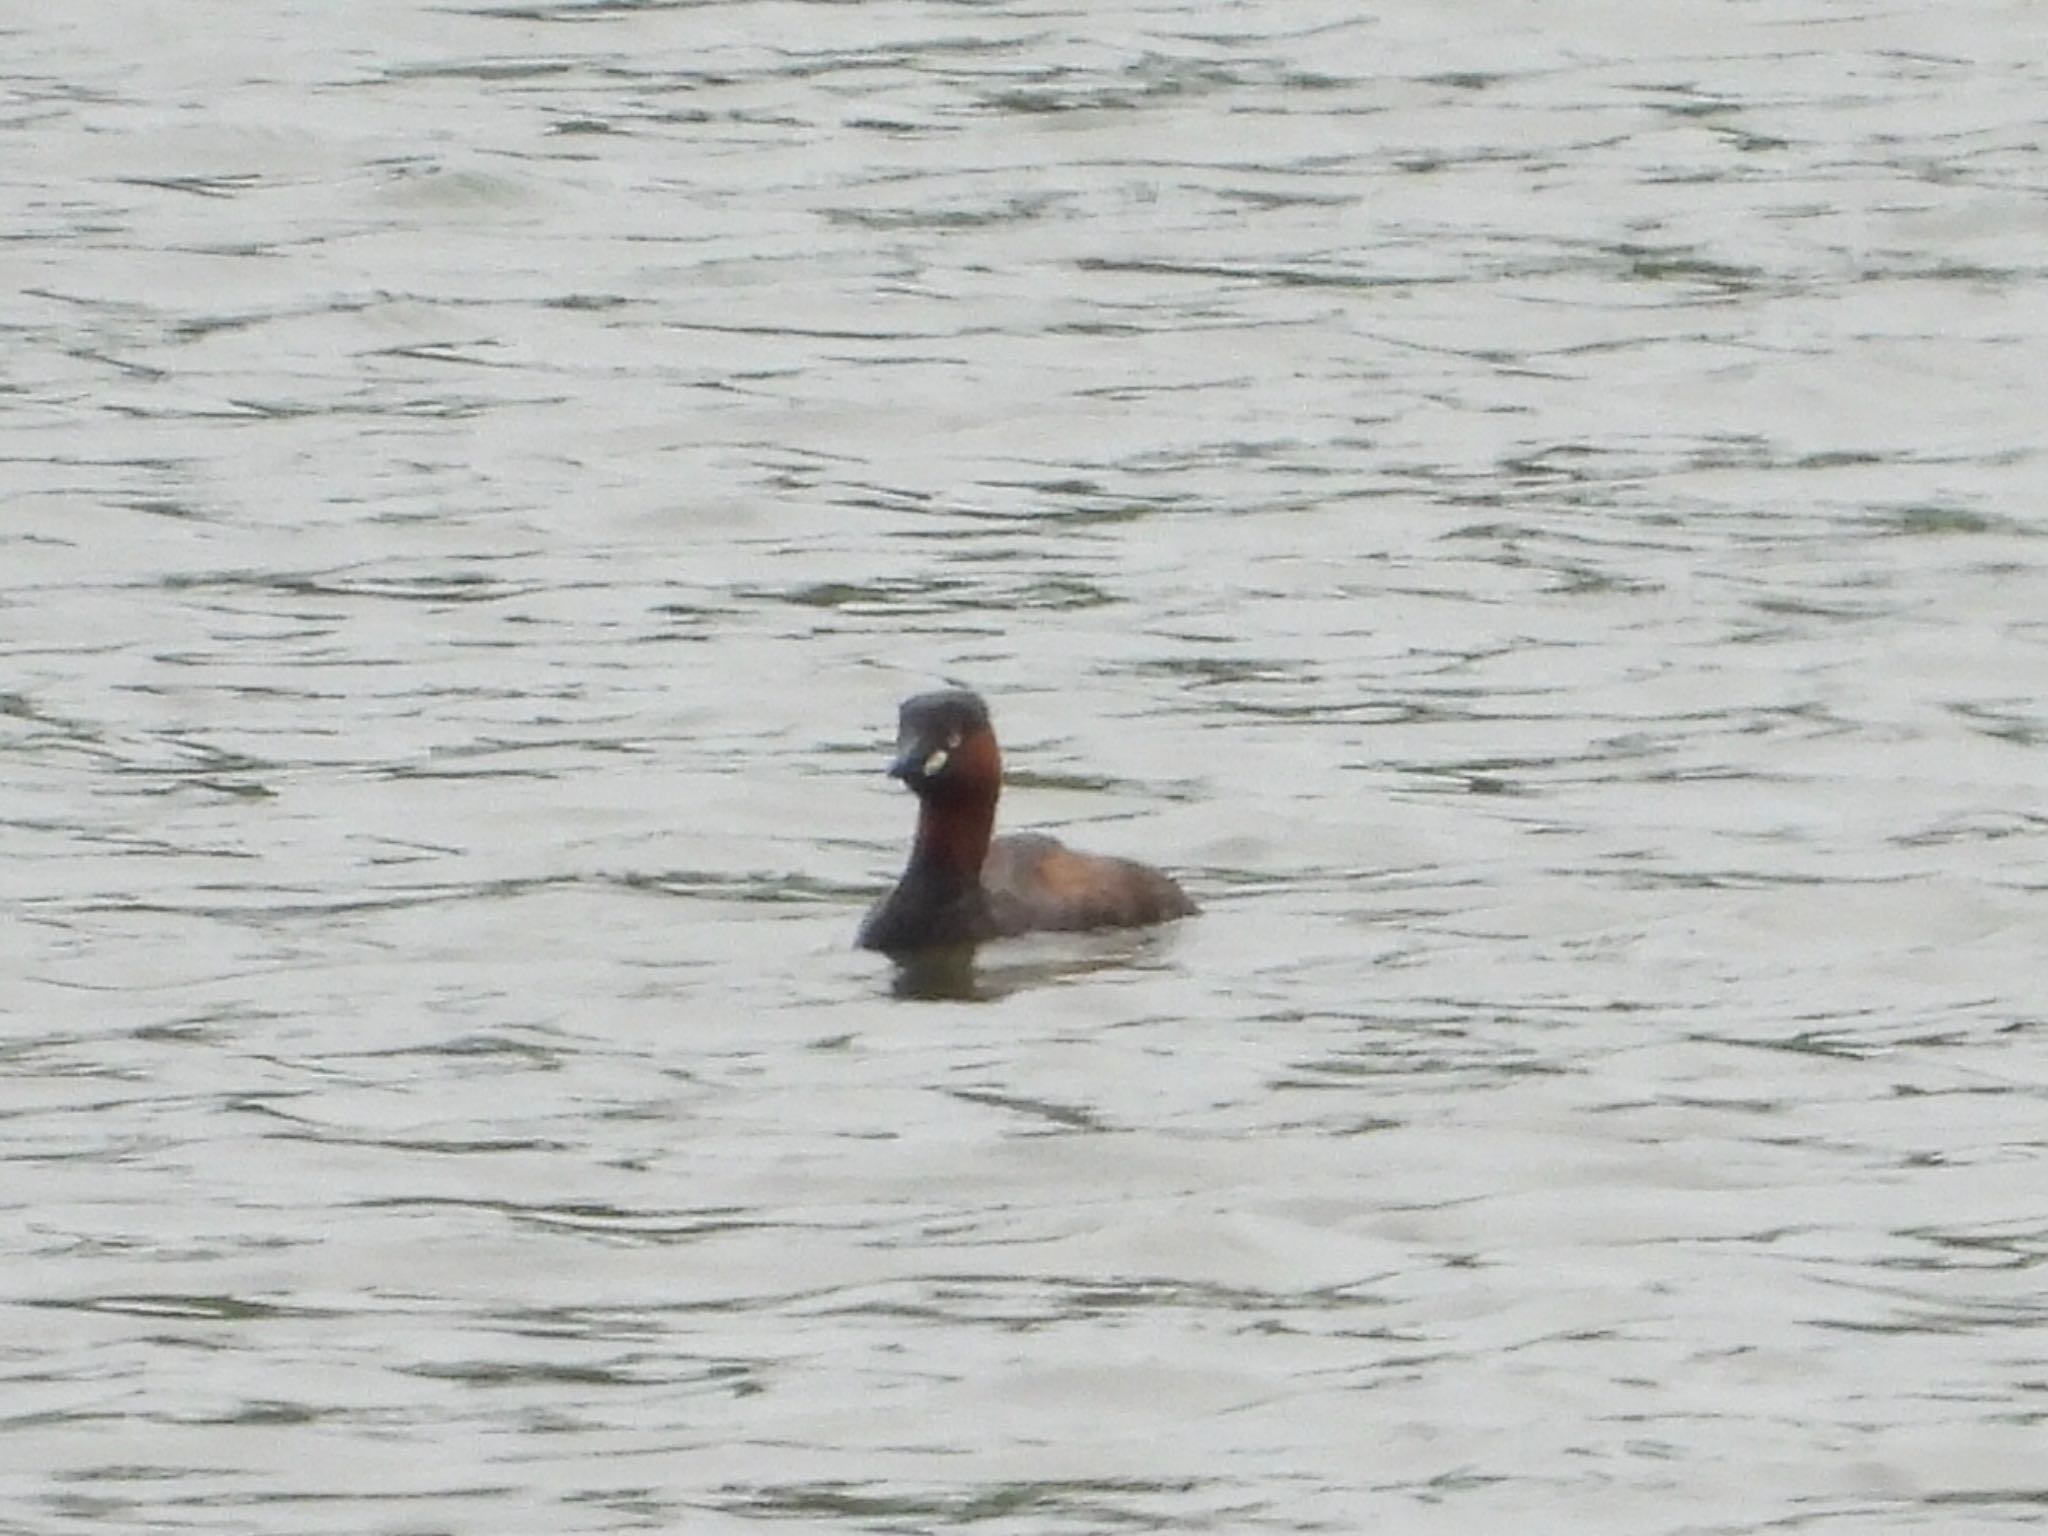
[856,689,1197,955]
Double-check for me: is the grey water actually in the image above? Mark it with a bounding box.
[4,1,2046,1531]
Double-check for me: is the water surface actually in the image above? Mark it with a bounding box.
[4,2,2046,1532]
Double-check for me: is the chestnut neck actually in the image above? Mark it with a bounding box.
[904,732,1001,887]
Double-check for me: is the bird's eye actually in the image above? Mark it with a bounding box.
[922,749,949,775]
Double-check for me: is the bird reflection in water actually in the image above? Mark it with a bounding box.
[884,929,1186,1002]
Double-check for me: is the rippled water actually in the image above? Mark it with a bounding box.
[6,2,2046,1531]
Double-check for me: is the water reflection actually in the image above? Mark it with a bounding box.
[882,929,1193,1002]
[885,944,983,1001]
